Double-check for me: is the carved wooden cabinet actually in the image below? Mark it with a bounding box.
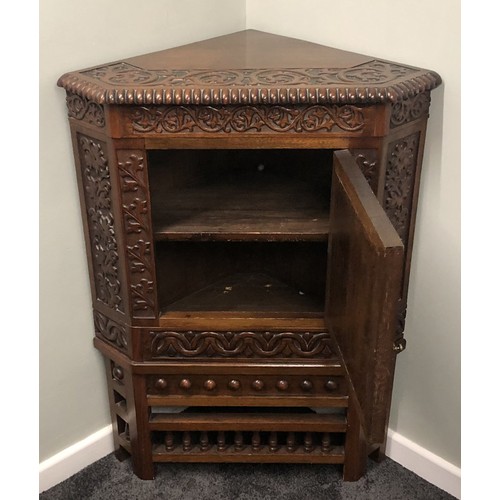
[57,30,441,480]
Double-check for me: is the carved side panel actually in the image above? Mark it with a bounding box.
[94,310,130,356]
[116,151,158,319]
[78,135,123,313]
[146,330,336,359]
[383,133,420,245]
[390,92,430,128]
[66,94,105,127]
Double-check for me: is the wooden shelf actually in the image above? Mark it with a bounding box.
[150,411,346,432]
[163,272,324,314]
[151,174,330,242]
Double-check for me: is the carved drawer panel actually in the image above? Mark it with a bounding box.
[144,329,338,361]
[146,373,346,399]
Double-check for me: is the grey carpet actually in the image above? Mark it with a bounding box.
[40,454,456,499]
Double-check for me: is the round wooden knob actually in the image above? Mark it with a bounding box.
[276,380,289,391]
[252,379,265,391]
[300,379,313,391]
[179,378,192,390]
[155,378,168,390]
[325,379,338,392]
[228,379,241,391]
[204,379,217,391]
[112,366,124,381]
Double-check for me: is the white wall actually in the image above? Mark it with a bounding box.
[39,0,246,462]
[247,0,460,468]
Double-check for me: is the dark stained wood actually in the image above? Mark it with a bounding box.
[165,272,324,314]
[57,30,441,107]
[326,150,403,444]
[60,30,440,482]
[149,411,347,432]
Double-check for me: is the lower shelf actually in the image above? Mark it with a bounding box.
[152,445,345,464]
[164,271,324,314]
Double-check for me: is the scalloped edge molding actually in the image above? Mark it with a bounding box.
[39,426,460,497]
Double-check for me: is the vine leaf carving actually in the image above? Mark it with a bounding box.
[117,152,157,318]
[130,104,365,134]
[79,135,123,312]
[66,94,105,127]
[384,133,420,243]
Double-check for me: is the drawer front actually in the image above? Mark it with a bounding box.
[146,373,346,399]
[143,329,337,361]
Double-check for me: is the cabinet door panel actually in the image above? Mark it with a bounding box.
[326,150,404,444]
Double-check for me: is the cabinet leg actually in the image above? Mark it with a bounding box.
[343,403,367,481]
[114,446,130,462]
[128,374,155,480]
[369,443,387,463]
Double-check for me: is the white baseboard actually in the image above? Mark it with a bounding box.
[39,425,461,498]
[386,429,461,499]
[39,425,114,494]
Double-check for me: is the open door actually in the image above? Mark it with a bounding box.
[326,150,404,446]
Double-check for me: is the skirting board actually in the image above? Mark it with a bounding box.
[39,426,461,497]
[386,429,461,499]
[39,425,114,494]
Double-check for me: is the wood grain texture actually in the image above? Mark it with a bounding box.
[60,30,441,481]
[326,150,403,444]
[57,31,440,106]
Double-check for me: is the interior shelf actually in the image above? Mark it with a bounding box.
[164,272,324,314]
[148,149,332,242]
[151,174,330,242]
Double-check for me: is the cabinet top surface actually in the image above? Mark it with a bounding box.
[57,30,441,106]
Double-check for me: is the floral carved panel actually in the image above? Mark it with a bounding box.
[147,330,336,359]
[383,133,420,244]
[116,151,158,318]
[390,92,430,128]
[129,104,366,135]
[78,135,123,313]
[66,94,105,127]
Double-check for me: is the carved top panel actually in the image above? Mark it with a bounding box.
[57,31,441,106]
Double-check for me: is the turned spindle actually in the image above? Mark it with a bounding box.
[286,432,296,452]
[234,431,244,451]
[217,431,226,451]
[321,432,331,452]
[165,431,175,451]
[252,431,261,450]
[200,431,210,451]
[304,432,313,452]
[269,431,278,452]
[183,431,192,451]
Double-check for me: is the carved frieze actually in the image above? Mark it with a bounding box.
[148,330,336,359]
[130,104,365,135]
[94,311,129,354]
[79,135,123,312]
[116,151,157,318]
[66,94,105,127]
[390,93,431,128]
[383,133,420,244]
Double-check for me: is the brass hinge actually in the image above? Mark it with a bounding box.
[393,338,407,353]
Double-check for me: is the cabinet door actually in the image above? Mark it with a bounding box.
[326,150,404,445]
